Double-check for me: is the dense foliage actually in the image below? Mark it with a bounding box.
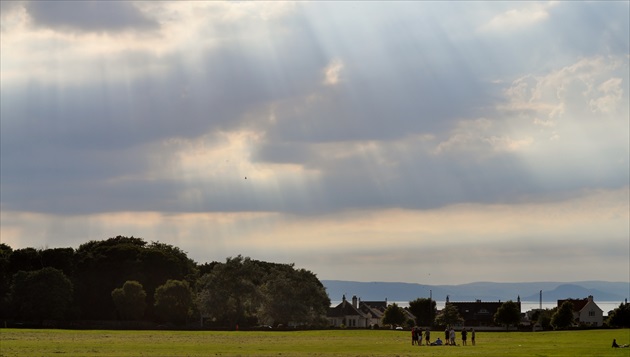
[154,279,195,325]
[10,267,73,321]
[196,255,330,328]
[0,236,330,328]
[551,301,575,330]
[381,303,406,327]
[111,281,147,321]
[530,308,555,330]
[494,300,522,330]
[408,298,437,327]
[607,302,630,328]
[435,303,463,327]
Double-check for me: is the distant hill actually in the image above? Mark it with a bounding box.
[521,284,624,301]
[322,280,629,303]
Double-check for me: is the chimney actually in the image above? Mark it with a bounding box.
[588,295,593,302]
[352,295,358,309]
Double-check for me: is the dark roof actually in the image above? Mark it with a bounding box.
[557,298,589,312]
[447,300,521,325]
[358,303,384,318]
[361,301,388,310]
[328,300,364,318]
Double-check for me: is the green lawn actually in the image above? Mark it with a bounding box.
[1,328,629,357]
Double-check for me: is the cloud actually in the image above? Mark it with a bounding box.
[479,2,554,32]
[322,59,344,86]
[590,77,624,113]
[1,1,628,284]
[24,1,158,33]
[2,187,627,283]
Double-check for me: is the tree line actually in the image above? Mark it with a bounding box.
[382,298,523,330]
[0,236,330,328]
[385,298,629,330]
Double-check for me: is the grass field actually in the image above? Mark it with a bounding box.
[1,328,629,357]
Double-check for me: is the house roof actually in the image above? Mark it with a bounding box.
[558,298,588,312]
[328,300,364,318]
[358,303,384,319]
[447,300,521,323]
[327,297,391,319]
[557,297,602,313]
[361,301,388,310]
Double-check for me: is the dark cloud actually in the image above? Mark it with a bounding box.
[545,2,630,57]
[1,1,628,217]
[0,1,22,14]
[25,1,158,33]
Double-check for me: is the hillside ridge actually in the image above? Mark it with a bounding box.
[322,280,629,302]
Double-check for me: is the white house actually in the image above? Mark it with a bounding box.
[328,295,389,328]
[557,295,604,327]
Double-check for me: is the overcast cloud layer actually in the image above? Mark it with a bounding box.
[1,1,629,286]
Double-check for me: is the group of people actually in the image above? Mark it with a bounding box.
[410,327,431,345]
[411,327,475,346]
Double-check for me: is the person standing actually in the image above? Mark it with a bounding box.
[461,328,468,346]
[424,328,431,346]
[445,327,450,345]
[418,328,423,346]
[471,328,476,346]
[411,327,417,345]
[450,328,456,346]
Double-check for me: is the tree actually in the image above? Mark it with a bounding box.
[112,280,147,320]
[197,256,330,329]
[74,236,197,320]
[154,280,194,325]
[435,303,463,327]
[196,256,258,328]
[40,247,75,276]
[408,298,436,326]
[75,237,147,320]
[8,247,41,274]
[10,267,73,321]
[551,301,574,330]
[607,302,630,328]
[139,242,199,311]
[382,303,406,327]
[0,244,13,319]
[530,308,554,330]
[494,300,521,330]
[257,268,330,327]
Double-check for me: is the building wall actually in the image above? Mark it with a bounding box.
[577,300,603,326]
[328,315,370,328]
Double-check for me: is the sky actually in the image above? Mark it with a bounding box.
[1,1,629,285]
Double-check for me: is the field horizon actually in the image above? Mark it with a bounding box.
[1,328,629,357]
